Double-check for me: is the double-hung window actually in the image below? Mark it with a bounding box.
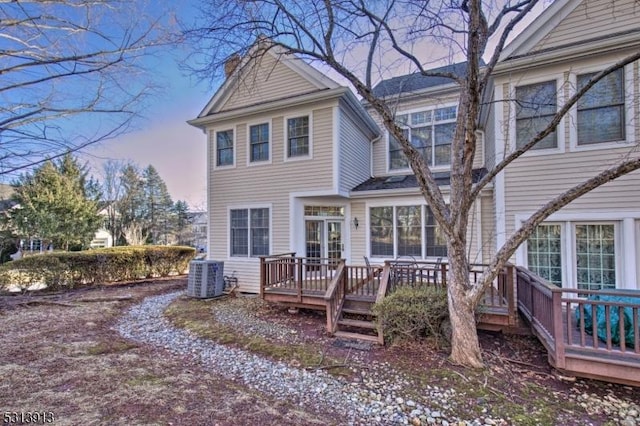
[369,205,447,258]
[216,129,234,166]
[515,80,558,150]
[249,123,269,162]
[230,208,270,257]
[389,106,456,170]
[286,116,310,157]
[577,68,625,145]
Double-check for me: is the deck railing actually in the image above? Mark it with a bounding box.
[516,266,640,372]
[324,261,347,333]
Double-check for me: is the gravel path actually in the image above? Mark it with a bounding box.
[113,291,506,426]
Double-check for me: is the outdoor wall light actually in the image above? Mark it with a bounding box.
[352,217,359,230]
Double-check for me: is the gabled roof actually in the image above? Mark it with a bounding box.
[371,62,469,98]
[196,39,341,119]
[352,168,487,193]
[499,0,582,61]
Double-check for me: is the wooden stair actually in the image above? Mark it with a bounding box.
[333,309,382,345]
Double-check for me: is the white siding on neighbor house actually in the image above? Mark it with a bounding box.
[221,52,320,112]
[338,102,373,194]
[531,0,640,54]
[207,102,337,293]
[480,193,496,264]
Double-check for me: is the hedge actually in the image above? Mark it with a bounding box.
[0,245,196,292]
[372,285,450,345]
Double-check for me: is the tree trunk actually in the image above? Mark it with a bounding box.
[447,240,483,368]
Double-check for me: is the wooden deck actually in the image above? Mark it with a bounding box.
[259,254,640,387]
[516,267,640,387]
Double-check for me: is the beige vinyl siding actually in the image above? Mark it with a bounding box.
[207,102,337,292]
[349,201,367,263]
[480,193,496,264]
[532,0,640,54]
[503,151,640,237]
[221,53,319,112]
[339,104,372,193]
[483,93,497,170]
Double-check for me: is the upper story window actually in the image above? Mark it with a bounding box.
[515,80,557,150]
[577,68,625,145]
[287,116,310,157]
[216,129,234,167]
[389,106,457,170]
[249,123,269,162]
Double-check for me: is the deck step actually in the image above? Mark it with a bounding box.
[337,318,377,330]
[341,307,374,316]
[334,330,380,343]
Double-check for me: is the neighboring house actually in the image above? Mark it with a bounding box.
[189,0,640,294]
[490,0,640,293]
[188,211,208,252]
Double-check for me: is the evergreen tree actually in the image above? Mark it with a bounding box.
[142,165,174,244]
[117,163,146,245]
[172,200,191,245]
[9,155,101,250]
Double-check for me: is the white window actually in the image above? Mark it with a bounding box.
[575,224,616,291]
[389,106,457,170]
[286,116,310,158]
[369,205,447,258]
[577,68,625,145]
[216,129,234,167]
[249,123,269,162]
[230,208,270,257]
[526,222,618,290]
[527,224,562,286]
[515,80,557,150]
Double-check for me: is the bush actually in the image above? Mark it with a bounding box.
[372,285,449,345]
[0,245,196,292]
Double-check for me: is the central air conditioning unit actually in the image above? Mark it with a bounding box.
[187,260,225,298]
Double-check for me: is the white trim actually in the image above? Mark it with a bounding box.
[514,212,639,290]
[494,81,507,251]
[213,127,236,170]
[332,106,341,194]
[509,75,566,156]
[283,111,313,162]
[622,218,636,290]
[227,204,273,259]
[364,198,451,263]
[386,102,459,174]
[568,64,636,152]
[246,119,272,166]
[206,132,213,261]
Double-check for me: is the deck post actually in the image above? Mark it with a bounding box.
[440,262,448,287]
[506,264,516,326]
[259,257,265,298]
[296,257,303,303]
[552,290,566,369]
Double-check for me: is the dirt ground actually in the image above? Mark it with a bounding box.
[0,278,638,425]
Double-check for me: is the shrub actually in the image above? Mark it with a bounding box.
[0,245,196,292]
[372,285,449,345]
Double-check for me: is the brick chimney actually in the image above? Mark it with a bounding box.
[224,54,241,77]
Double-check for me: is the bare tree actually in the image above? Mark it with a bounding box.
[185,0,640,367]
[0,0,172,178]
